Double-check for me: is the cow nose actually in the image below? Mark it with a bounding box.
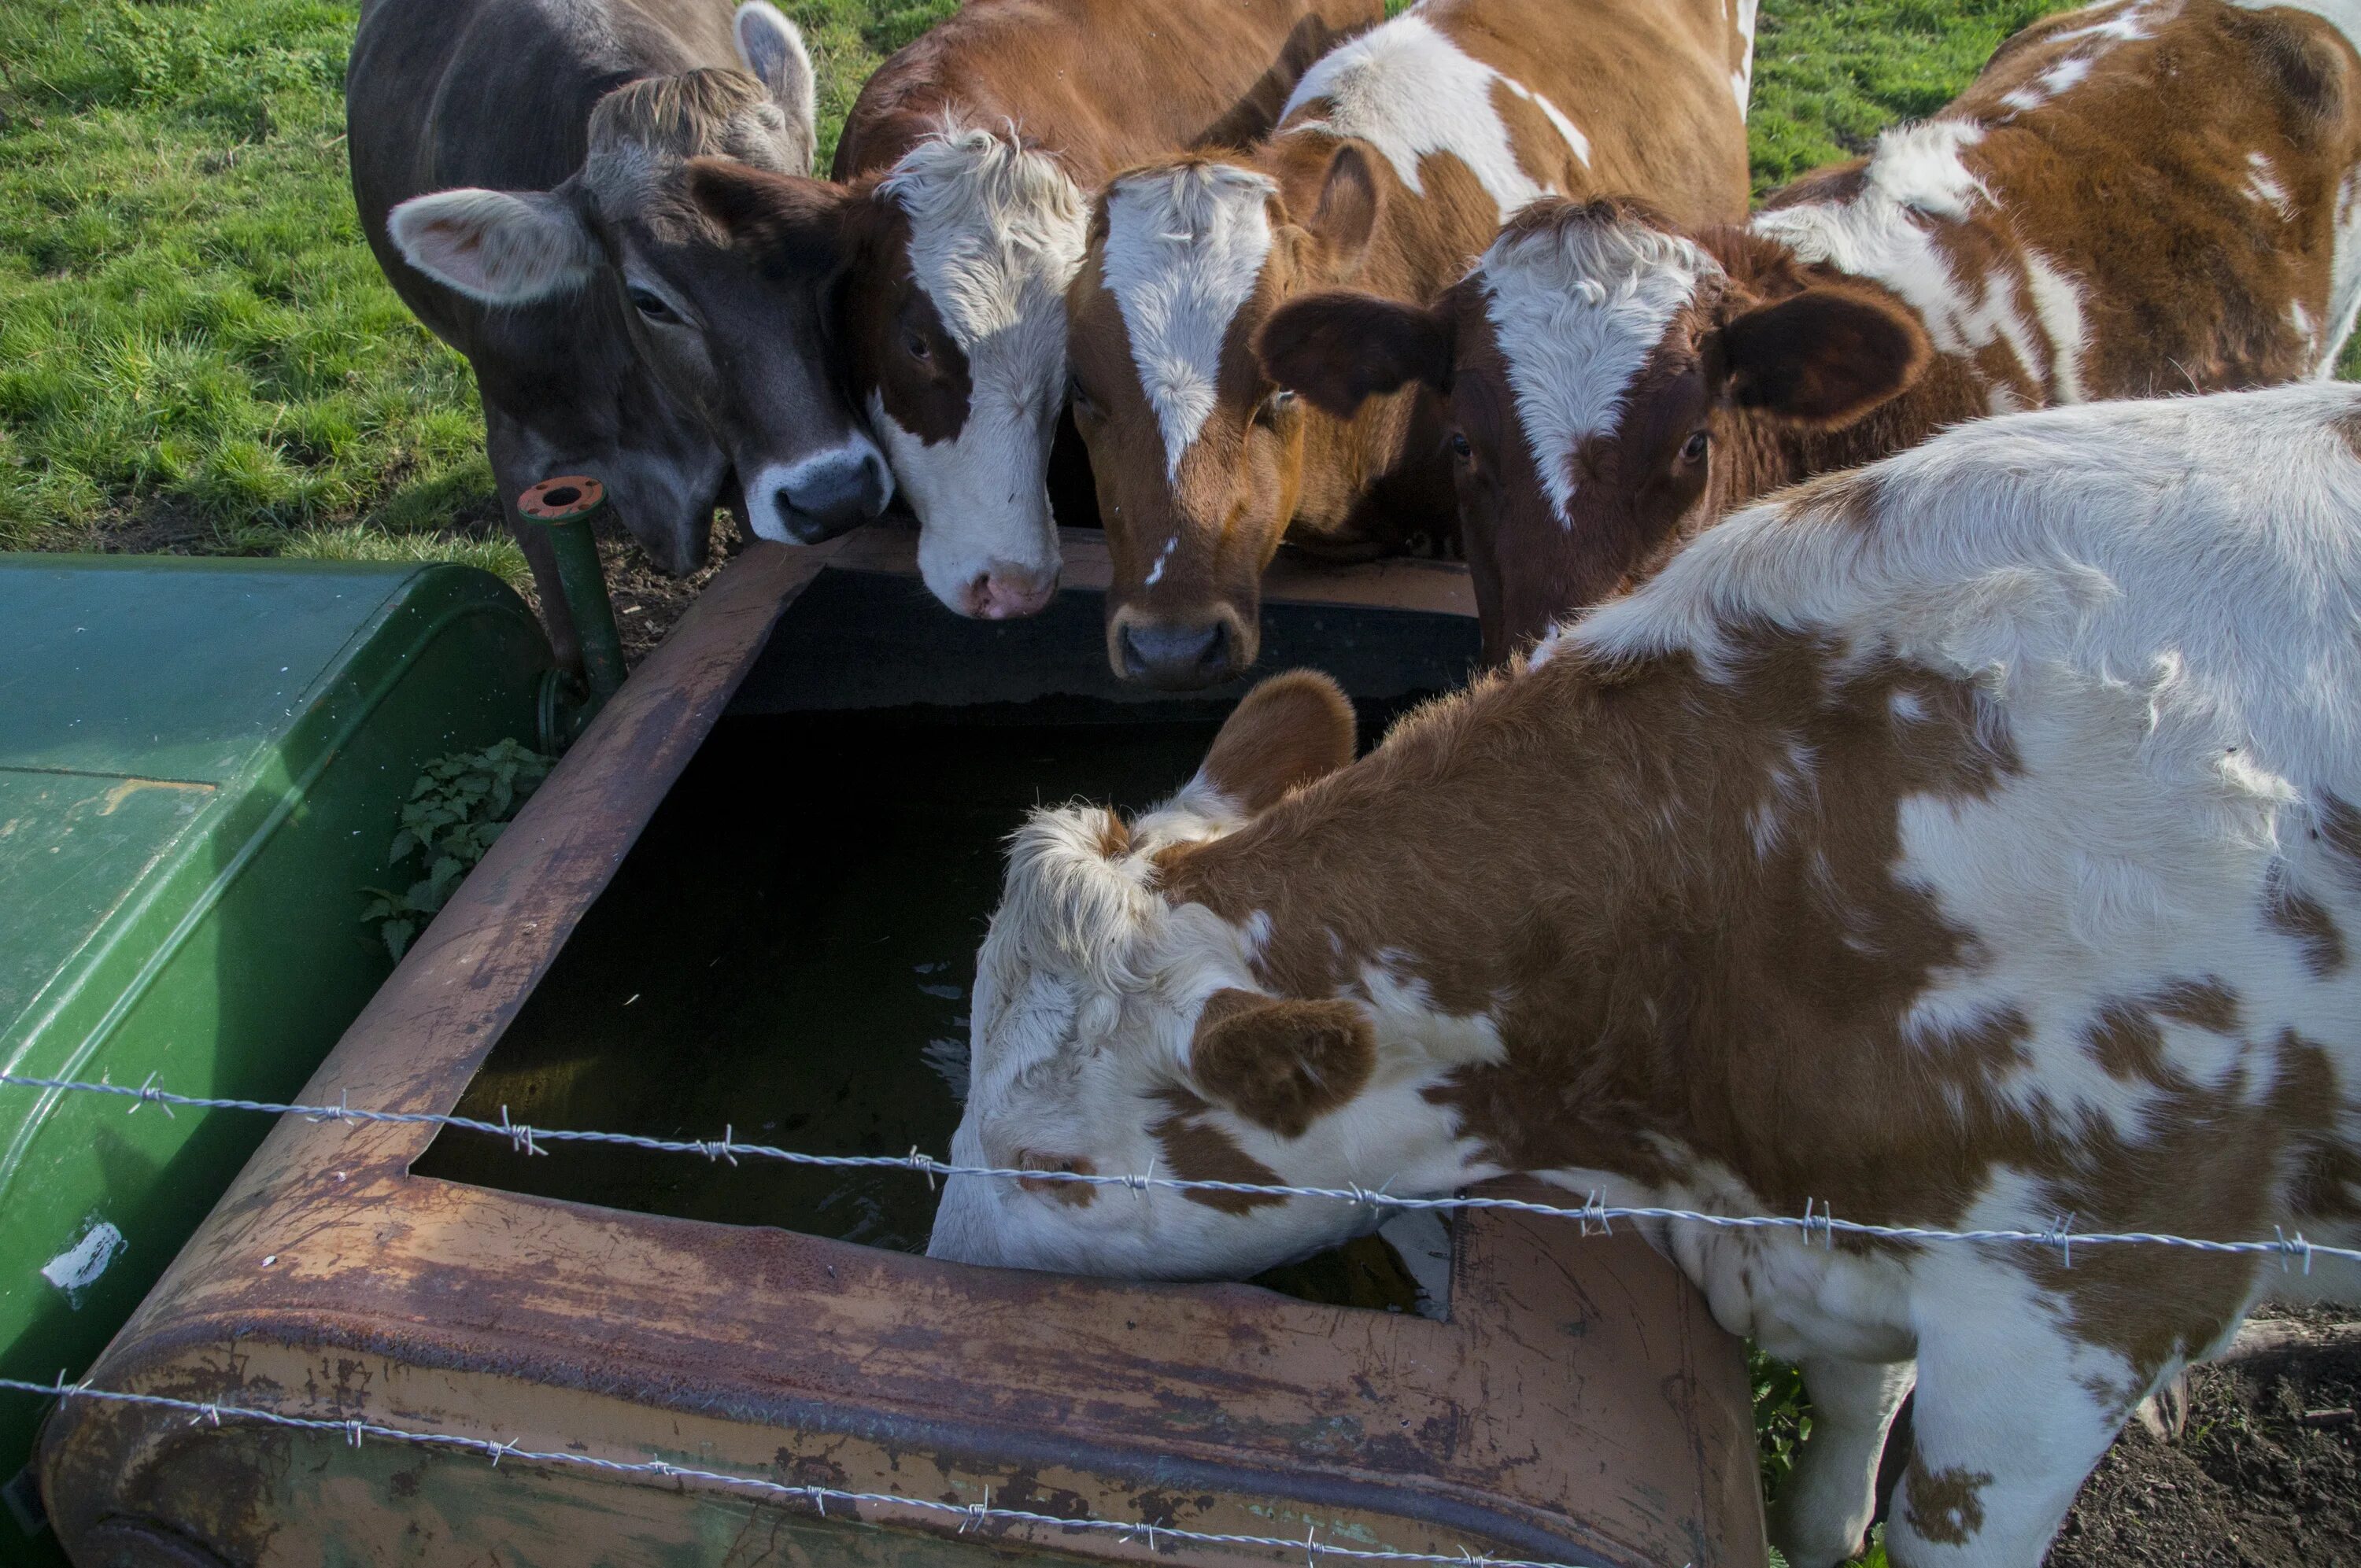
[1119,618,1232,688]
[962,563,1058,620]
[775,448,891,543]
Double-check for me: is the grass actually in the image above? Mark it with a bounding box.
[2,0,2329,569]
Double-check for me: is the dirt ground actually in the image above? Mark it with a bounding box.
[2049,1308,2361,1567]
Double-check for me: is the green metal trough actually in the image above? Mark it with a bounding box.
[0,555,555,1555]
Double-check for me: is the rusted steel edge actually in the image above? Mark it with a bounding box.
[828,525,1478,619]
[64,1295,1650,1568]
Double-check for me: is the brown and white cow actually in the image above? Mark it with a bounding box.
[685,0,1380,620]
[927,382,2361,1566]
[1262,0,2361,662]
[353,0,893,663]
[1062,0,1753,687]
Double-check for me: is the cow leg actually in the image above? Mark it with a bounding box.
[1770,1356,1915,1568]
[1883,1298,2134,1566]
[483,404,583,672]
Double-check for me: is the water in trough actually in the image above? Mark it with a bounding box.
[412,703,1450,1316]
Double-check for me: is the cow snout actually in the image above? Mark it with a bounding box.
[961,562,1058,621]
[1118,617,1234,689]
[762,446,893,544]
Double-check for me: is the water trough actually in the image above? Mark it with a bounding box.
[36,529,1764,1568]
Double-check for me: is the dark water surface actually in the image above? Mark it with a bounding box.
[414,706,1443,1314]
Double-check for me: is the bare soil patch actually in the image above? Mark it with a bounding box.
[2051,1308,2361,1567]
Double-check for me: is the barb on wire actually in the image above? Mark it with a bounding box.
[0,1375,1599,1568]
[6,1071,2359,1270]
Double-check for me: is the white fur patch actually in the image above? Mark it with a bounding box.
[1278,14,1580,216]
[1731,0,1761,109]
[2049,0,2162,49]
[2245,151,2294,223]
[874,129,1085,603]
[1479,213,1718,526]
[2020,249,2089,402]
[1999,50,2094,114]
[1102,164,1279,480]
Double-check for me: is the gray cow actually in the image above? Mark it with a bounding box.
[349,0,891,662]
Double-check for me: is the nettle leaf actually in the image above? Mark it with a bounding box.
[382,918,418,962]
[363,738,556,945]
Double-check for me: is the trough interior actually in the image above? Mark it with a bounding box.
[413,565,1485,1316]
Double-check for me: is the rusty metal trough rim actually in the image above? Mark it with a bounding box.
[39,535,1757,1568]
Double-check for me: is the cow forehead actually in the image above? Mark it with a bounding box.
[1100,164,1280,481]
[1477,217,1719,526]
[881,129,1088,352]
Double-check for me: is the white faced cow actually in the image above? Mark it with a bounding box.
[351,0,892,663]
[930,382,2361,1567]
[1262,0,2361,661]
[1062,0,1754,687]
[687,0,1382,619]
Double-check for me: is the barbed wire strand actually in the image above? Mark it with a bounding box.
[0,1070,2345,1271]
[0,1374,1590,1568]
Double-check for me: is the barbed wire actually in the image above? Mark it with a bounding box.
[2,1070,2349,1272]
[0,1374,1605,1568]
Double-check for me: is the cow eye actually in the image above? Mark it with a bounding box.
[1448,431,1473,462]
[1680,429,1709,464]
[1257,389,1297,426]
[626,286,679,323]
[1066,376,1096,417]
[903,329,931,363]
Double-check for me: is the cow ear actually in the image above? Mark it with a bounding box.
[1720,284,1931,430]
[686,159,857,276]
[1190,989,1376,1138]
[1258,290,1453,418]
[1314,142,1380,276]
[389,188,597,304]
[1195,670,1355,814]
[734,2,817,169]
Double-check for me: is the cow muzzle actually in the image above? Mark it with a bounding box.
[1110,607,1247,690]
[748,442,894,545]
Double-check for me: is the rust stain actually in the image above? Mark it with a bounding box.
[98,776,216,814]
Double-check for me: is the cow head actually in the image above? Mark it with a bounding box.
[694,128,1087,620]
[927,671,1488,1278]
[386,3,892,566]
[1258,197,1931,662]
[1066,145,1392,688]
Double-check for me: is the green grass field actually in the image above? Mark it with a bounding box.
[0,0,2124,577]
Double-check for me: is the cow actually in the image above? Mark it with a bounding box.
[925,382,2361,1568]
[349,0,892,665]
[1059,0,1753,688]
[685,0,1383,620]
[1260,0,2361,662]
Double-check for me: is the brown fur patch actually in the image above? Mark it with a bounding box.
[1190,988,1376,1138]
[2321,792,2361,884]
[1018,1152,1098,1208]
[1903,1461,1993,1546]
[1151,1087,1288,1213]
[1774,467,1889,532]
[2265,863,2348,977]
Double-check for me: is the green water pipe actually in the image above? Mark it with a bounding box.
[516,475,628,717]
